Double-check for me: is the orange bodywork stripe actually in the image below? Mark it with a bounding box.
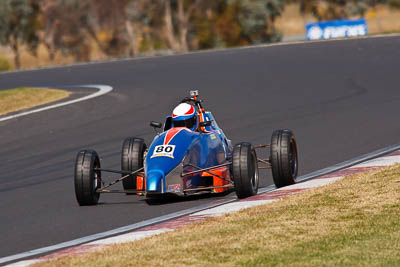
[136,173,145,195]
[201,166,231,193]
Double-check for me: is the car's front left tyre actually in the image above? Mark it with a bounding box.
[270,129,298,188]
[232,142,259,199]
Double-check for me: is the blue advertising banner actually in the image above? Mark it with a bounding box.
[306,19,368,40]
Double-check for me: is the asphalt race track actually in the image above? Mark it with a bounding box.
[1,35,400,258]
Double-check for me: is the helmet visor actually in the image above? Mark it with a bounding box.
[173,116,196,129]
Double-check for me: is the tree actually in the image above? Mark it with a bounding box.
[53,0,92,62]
[215,0,284,47]
[238,0,284,43]
[388,0,400,8]
[162,0,204,52]
[87,0,131,57]
[0,0,40,69]
[35,0,61,62]
[84,0,159,57]
[287,0,394,21]
[126,0,161,56]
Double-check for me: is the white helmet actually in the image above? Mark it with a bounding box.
[172,103,198,131]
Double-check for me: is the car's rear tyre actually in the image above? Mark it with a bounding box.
[121,137,147,192]
[74,150,101,206]
[270,129,298,188]
[232,142,259,199]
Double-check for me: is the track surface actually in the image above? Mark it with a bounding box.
[1,36,400,258]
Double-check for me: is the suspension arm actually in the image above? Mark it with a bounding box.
[94,168,133,175]
[97,167,144,191]
[182,163,233,184]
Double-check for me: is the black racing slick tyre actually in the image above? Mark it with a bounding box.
[74,150,101,206]
[121,137,147,191]
[232,142,259,199]
[270,129,298,188]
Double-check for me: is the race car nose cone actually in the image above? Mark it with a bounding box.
[146,170,165,193]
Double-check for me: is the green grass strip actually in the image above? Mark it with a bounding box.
[0,87,70,116]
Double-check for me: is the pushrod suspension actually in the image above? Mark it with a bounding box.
[97,167,144,191]
[183,163,233,184]
[183,184,233,192]
[257,158,271,165]
[94,168,132,175]
[253,144,270,149]
[181,162,231,176]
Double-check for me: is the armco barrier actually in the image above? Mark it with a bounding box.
[306,19,368,40]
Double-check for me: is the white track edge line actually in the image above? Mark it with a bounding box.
[296,143,400,183]
[1,143,400,265]
[0,84,113,122]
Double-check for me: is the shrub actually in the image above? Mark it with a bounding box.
[0,57,12,71]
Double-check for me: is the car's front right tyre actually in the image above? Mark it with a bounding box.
[74,149,101,206]
[121,137,147,193]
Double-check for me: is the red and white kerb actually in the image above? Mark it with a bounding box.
[172,103,195,118]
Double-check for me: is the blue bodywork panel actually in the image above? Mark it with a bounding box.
[144,112,232,195]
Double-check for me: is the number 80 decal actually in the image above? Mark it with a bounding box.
[151,145,176,159]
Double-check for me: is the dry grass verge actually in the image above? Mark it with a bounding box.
[0,87,70,116]
[35,164,400,267]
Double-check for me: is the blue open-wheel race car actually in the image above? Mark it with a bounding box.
[74,90,298,205]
